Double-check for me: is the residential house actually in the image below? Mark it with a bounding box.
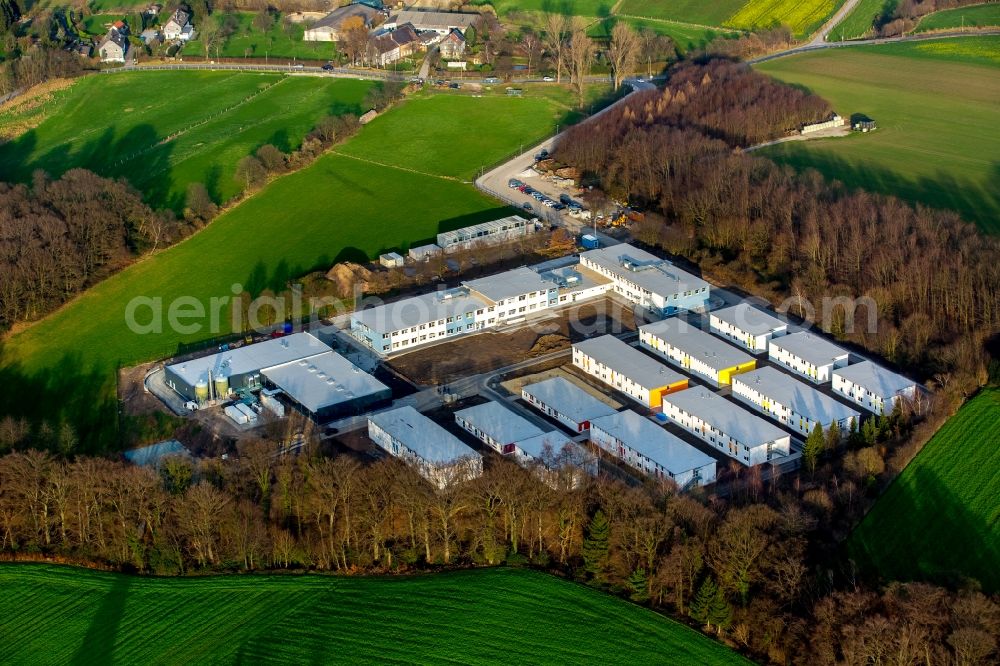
[768,331,849,384]
[832,361,917,415]
[98,29,128,63]
[368,22,419,66]
[439,28,466,58]
[163,8,192,41]
[303,3,381,42]
[731,366,860,437]
[709,302,788,353]
[383,9,479,36]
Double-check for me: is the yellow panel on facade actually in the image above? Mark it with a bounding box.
[650,380,689,408]
[718,360,757,385]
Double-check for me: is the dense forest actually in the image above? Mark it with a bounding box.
[556,60,1000,407]
[0,438,997,665]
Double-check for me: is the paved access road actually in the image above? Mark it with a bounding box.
[751,28,1000,64]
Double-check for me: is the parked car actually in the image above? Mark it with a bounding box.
[535,148,549,161]
[542,75,554,82]
[553,203,566,210]
[559,193,573,205]
[522,202,533,211]
[483,76,501,84]
[449,82,460,89]
[508,178,523,188]
[322,62,335,71]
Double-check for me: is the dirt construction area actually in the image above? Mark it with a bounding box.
[387,297,639,385]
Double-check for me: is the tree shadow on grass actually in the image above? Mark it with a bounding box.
[0,344,120,455]
[849,462,1000,593]
[69,572,131,665]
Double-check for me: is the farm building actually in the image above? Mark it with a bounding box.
[709,303,788,353]
[408,244,441,262]
[731,367,860,436]
[439,28,466,58]
[368,406,483,488]
[163,332,331,403]
[540,264,612,305]
[454,401,596,484]
[572,335,687,409]
[379,252,404,268]
[590,411,716,486]
[261,351,391,423]
[464,267,558,322]
[383,9,479,35]
[832,361,918,415]
[769,331,849,384]
[639,318,756,386]
[436,215,537,252]
[303,4,381,41]
[369,23,420,66]
[662,386,791,465]
[521,376,617,433]
[579,244,710,315]
[801,114,845,134]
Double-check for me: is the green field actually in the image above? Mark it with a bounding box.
[184,12,340,61]
[87,0,150,10]
[618,0,746,26]
[0,72,371,211]
[0,90,572,451]
[473,0,615,17]
[725,0,842,36]
[756,37,1000,234]
[0,565,748,665]
[916,2,1000,31]
[835,0,898,38]
[848,389,1000,592]
[587,16,736,52]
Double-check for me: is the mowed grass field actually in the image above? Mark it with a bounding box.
[0,72,371,211]
[473,0,615,17]
[184,12,339,61]
[0,565,749,665]
[0,90,570,451]
[835,0,898,38]
[848,389,1000,592]
[618,0,746,26]
[916,2,1000,31]
[756,37,1000,234]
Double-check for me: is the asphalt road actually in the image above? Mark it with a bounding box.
[751,28,1000,64]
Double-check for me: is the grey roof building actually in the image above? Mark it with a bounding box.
[732,366,860,435]
[832,361,918,415]
[769,331,850,383]
[384,9,479,35]
[465,266,555,304]
[521,376,618,432]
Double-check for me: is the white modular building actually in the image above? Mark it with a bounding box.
[769,331,849,384]
[351,266,558,355]
[539,264,613,306]
[454,401,596,483]
[436,215,537,252]
[709,302,788,353]
[662,386,791,465]
[521,376,617,433]
[589,411,717,487]
[408,244,441,262]
[639,318,756,386]
[572,335,688,409]
[464,266,559,324]
[368,406,482,488]
[579,244,710,315]
[731,366,860,436]
[832,361,918,415]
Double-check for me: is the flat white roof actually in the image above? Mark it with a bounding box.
[464,266,553,303]
[771,331,849,365]
[436,215,532,246]
[574,335,686,389]
[581,244,709,297]
[166,332,330,386]
[663,386,789,447]
[353,287,488,334]
[733,367,860,424]
[454,401,544,444]
[834,361,917,398]
[408,244,441,257]
[539,264,611,294]
[641,318,754,370]
[521,376,617,424]
[710,303,788,335]
[514,431,578,460]
[369,406,481,465]
[590,410,715,474]
[261,351,389,413]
